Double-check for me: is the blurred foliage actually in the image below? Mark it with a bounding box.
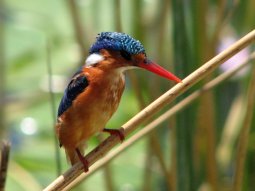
[0,0,255,190]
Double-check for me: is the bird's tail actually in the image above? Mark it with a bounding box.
[64,148,79,165]
[64,143,87,165]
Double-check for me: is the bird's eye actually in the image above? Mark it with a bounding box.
[120,50,132,60]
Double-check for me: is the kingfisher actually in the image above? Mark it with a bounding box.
[56,32,181,172]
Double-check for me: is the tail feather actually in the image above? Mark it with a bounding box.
[64,148,80,165]
[64,142,87,165]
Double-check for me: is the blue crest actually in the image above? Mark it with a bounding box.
[89,32,146,55]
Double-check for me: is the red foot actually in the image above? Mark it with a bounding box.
[75,148,89,172]
[103,127,125,142]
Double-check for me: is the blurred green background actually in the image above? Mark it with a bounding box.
[0,0,255,190]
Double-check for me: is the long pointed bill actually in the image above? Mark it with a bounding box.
[138,59,182,83]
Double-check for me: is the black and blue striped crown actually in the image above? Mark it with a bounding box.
[89,32,145,55]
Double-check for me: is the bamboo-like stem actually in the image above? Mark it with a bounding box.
[169,121,176,191]
[0,0,6,138]
[172,1,195,189]
[67,0,87,58]
[191,1,219,190]
[46,41,62,176]
[102,163,114,191]
[65,51,255,190]
[44,30,255,191]
[114,0,122,32]
[233,60,255,190]
[150,133,172,190]
[9,161,42,191]
[211,0,239,50]
[211,0,226,48]
[97,135,115,191]
[0,141,10,191]
[216,94,244,171]
[243,0,255,31]
[142,140,153,191]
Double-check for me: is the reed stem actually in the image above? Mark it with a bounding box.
[233,58,255,191]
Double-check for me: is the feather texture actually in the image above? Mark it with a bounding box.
[56,61,125,164]
[90,32,145,55]
[57,71,89,117]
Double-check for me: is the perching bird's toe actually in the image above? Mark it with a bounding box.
[103,127,125,142]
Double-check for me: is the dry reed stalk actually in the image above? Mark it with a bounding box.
[0,141,10,191]
[233,60,255,190]
[9,161,43,190]
[142,1,173,189]
[67,0,87,58]
[44,29,255,191]
[103,165,114,191]
[114,0,122,32]
[97,135,115,191]
[0,0,6,137]
[65,52,255,190]
[46,41,62,176]
[191,1,217,189]
[150,133,172,185]
[211,0,239,49]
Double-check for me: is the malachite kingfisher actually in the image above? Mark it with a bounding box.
[56,32,181,172]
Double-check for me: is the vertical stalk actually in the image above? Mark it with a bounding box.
[114,0,122,32]
[211,0,227,50]
[103,165,114,191]
[67,0,87,60]
[243,0,255,31]
[171,1,195,190]
[46,41,62,176]
[169,121,177,191]
[130,0,143,41]
[150,133,172,190]
[97,134,115,191]
[0,0,6,139]
[191,1,219,190]
[0,141,10,191]
[142,140,153,191]
[233,63,255,191]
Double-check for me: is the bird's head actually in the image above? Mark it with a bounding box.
[85,32,181,83]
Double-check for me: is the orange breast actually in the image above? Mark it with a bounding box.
[57,68,125,149]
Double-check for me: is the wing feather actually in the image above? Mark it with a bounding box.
[57,71,89,117]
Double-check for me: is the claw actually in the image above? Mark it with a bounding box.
[103,127,125,142]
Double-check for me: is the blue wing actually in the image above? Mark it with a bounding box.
[57,70,89,117]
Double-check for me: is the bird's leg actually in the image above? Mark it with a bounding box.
[75,148,89,172]
[103,127,125,142]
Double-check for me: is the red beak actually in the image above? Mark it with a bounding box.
[138,59,182,83]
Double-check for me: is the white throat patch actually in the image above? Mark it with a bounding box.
[85,53,104,66]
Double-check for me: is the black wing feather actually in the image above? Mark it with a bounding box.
[57,72,89,117]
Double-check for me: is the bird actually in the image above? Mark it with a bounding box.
[55,32,181,172]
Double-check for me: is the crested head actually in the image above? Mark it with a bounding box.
[86,32,181,83]
[89,32,146,55]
